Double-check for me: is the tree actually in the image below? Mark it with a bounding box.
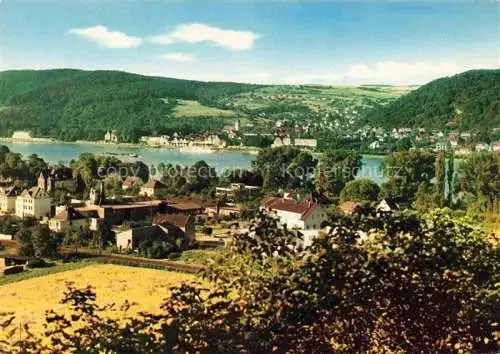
[434,150,446,207]
[253,147,316,191]
[315,149,362,198]
[340,178,380,201]
[3,210,497,353]
[446,150,455,206]
[455,152,500,210]
[15,226,35,257]
[14,224,60,258]
[32,225,60,258]
[381,149,435,203]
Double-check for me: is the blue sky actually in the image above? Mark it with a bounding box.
[0,1,498,84]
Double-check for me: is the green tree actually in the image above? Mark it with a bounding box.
[446,150,455,206]
[455,152,500,210]
[32,225,60,258]
[15,226,35,257]
[3,210,498,353]
[434,150,446,207]
[315,149,362,198]
[381,149,435,203]
[340,178,380,201]
[253,147,316,191]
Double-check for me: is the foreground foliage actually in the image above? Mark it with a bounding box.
[1,210,498,353]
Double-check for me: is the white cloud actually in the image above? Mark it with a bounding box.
[69,25,142,49]
[158,52,196,62]
[282,72,343,84]
[151,23,259,51]
[345,61,462,84]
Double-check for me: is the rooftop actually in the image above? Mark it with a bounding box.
[262,196,320,221]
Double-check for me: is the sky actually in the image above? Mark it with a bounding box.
[0,1,498,85]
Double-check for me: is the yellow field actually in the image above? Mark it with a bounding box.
[174,99,236,117]
[0,264,195,338]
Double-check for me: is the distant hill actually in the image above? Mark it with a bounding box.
[361,69,500,131]
[0,69,262,142]
[0,69,86,104]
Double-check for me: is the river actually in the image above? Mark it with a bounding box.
[0,141,386,183]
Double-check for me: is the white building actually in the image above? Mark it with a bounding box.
[12,131,33,140]
[0,186,21,213]
[369,141,381,150]
[261,195,328,248]
[104,130,119,143]
[15,187,51,219]
[49,206,88,233]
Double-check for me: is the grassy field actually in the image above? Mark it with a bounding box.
[174,99,238,117]
[0,261,94,286]
[0,264,195,338]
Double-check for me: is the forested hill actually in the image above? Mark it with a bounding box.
[0,69,263,141]
[361,69,500,131]
[0,69,86,104]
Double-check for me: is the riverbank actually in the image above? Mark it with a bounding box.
[0,137,261,155]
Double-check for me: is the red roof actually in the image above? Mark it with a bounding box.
[155,214,192,229]
[339,201,361,215]
[262,196,321,221]
[54,207,86,221]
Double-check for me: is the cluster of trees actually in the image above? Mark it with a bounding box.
[70,153,149,198]
[253,146,317,191]
[14,221,115,259]
[157,160,218,197]
[2,209,497,353]
[315,149,362,198]
[0,70,262,142]
[362,69,500,131]
[0,146,47,186]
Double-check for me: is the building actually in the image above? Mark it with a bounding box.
[140,135,170,146]
[104,130,119,143]
[122,176,144,191]
[205,205,243,218]
[154,214,195,244]
[139,180,167,199]
[261,195,327,247]
[338,201,362,215]
[165,196,217,215]
[271,136,317,150]
[0,186,21,213]
[49,206,88,233]
[294,138,317,149]
[15,187,51,219]
[271,137,292,148]
[376,199,399,212]
[38,166,76,192]
[12,131,33,140]
[215,183,261,202]
[76,200,167,228]
[116,225,169,251]
[116,215,194,251]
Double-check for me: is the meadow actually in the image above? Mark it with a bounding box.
[174,99,237,117]
[0,264,195,338]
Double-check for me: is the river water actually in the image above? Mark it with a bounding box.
[0,141,385,183]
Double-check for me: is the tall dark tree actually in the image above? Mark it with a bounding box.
[434,150,446,207]
[446,149,455,206]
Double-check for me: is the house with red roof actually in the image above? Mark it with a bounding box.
[261,194,328,247]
